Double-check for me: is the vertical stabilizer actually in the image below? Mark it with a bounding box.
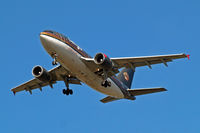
[117,68,134,89]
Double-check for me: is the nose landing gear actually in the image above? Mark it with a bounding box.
[52,53,58,65]
[52,60,58,66]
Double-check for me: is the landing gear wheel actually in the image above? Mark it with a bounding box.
[62,89,66,94]
[101,82,104,87]
[52,60,58,65]
[101,80,111,87]
[69,89,73,95]
[101,82,107,87]
[52,53,58,66]
[62,89,73,95]
[62,76,74,96]
[107,81,111,87]
[66,89,70,95]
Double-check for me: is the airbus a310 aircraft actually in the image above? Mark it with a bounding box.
[11,30,189,103]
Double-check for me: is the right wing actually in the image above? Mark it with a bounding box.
[127,87,167,96]
[11,65,81,95]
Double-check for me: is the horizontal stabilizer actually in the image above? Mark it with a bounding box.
[127,87,167,96]
[100,96,120,103]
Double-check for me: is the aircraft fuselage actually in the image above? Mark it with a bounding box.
[40,33,127,98]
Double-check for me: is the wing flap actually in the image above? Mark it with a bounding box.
[132,59,172,68]
[11,79,57,93]
[127,87,167,96]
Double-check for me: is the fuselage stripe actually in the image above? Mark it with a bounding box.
[41,32,91,58]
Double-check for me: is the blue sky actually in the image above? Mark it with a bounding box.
[1,0,199,132]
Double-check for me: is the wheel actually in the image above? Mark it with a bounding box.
[107,81,111,87]
[66,89,70,95]
[101,81,108,87]
[62,89,66,94]
[69,89,73,95]
[52,60,57,65]
[101,82,104,87]
[101,81,105,87]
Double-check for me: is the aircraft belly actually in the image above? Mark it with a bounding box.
[48,38,124,98]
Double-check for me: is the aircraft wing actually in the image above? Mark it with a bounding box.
[82,53,189,72]
[111,53,189,69]
[11,65,81,95]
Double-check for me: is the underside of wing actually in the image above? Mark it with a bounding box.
[81,53,189,73]
[11,65,81,94]
[111,53,189,69]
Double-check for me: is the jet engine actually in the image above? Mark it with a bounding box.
[94,53,113,70]
[32,65,51,82]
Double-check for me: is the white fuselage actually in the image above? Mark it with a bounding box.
[40,34,124,98]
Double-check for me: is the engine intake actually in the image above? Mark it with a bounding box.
[94,53,113,70]
[32,65,51,82]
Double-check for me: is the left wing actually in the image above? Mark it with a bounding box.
[82,53,189,72]
[11,65,81,95]
[111,53,189,69]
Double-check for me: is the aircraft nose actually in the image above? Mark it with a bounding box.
[40,34,49,46]
[40,34,54,54]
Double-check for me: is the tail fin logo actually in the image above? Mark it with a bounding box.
[123,72,129,81]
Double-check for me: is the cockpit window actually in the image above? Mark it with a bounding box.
[43,30,54,34]
[44,30,69,40]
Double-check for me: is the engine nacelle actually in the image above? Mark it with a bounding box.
[94,53,113,70]
[32,65,51,82]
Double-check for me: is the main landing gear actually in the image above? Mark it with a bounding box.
[63,88,73,95]
[62,77,73,96]
[101,69,111,88]
[101,80,111,87]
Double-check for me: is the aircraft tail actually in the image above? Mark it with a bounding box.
[127,87,167,96]
[100,96,120,103]
[117,68,134,88]
[100,87,167,103]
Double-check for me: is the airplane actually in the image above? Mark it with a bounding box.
[11,30,189,103]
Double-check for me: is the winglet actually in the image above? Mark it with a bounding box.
[186,54,190,60]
